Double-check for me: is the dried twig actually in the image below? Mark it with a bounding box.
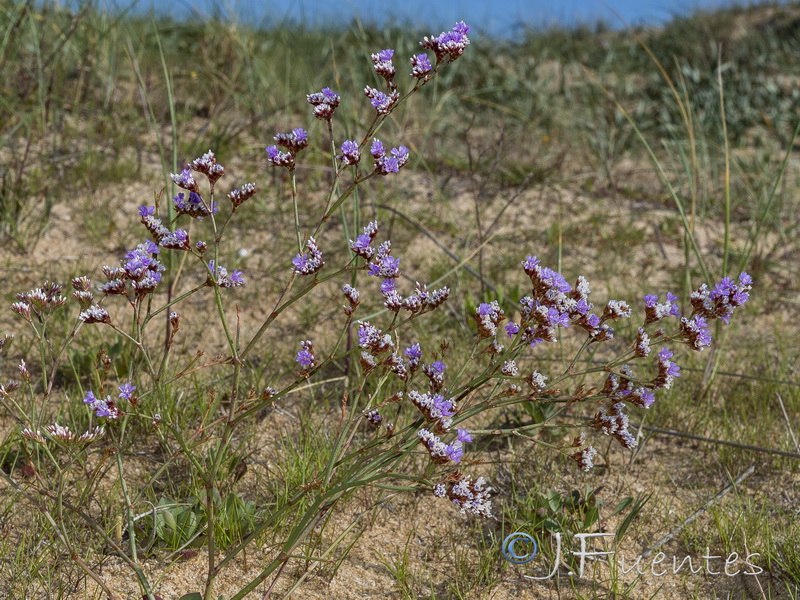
[641,465,755,559]
[776,393,800,455]
[625,421,800,460]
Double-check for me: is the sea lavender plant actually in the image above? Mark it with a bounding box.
[0,20,755,600]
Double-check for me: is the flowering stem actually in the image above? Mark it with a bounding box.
[44,317,87,397]
[144,283,206,323]
[65,492,155,599]
[239,264,355,362]
[229,471,413,600]
[38,508,119,600]
[562,336,594,378]
[317,173,377,230]
[0,392,30,423]
[204,483,217,600]
[290,168,302,252]
[116,451,156,600]
[212,284,237,356]
[321,373,371,487]
[448,339,483,390]
[214,488,309,573]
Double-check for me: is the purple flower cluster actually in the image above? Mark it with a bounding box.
[512,255,621,347]
[342,284,360,315]
[370,139,409,175]
[642,273,751,353]
[405,344,423,375]
[408,390,457,431]
[680,315,712,350]
[139,206,192,252]
[160,229,191,251]
[654,347,681,390]
[207,260,245,288]
[405,344,423,363]
[625,387,657,409]
[266,128,308,169]
[585,273,752,451]
[371,48,396,84]
[173,191,218,220]
[83,389,126,420]
[295,340,317,372]
[599,344,679,418]
[364,409,383,427]
[417,427,468,463]
[189,150,225,184]
[601,365,656,409]
[357,321,394,355]
[350,229,447,316]
[433,473,492,518]
[292,237,324,276]
[644,292,680,324]
[170,169,199,193]
[121,239,163,279]
[11,282,67,321]
[265,145,294,169]
[338,140,361,166]
[420,21,471,64]
[367,242,401,279]
[99,239,165,298]
[691,272,752,324]
[273,128,308,153]
[591,402,637,449]
[476,301,505,338]
[349,221,380,259]
[227,183,257,209]
[364,86,399,114]
[423,360,446,391]
[410,53,433,79]
[118,382,136,401]
[307,87,340,120]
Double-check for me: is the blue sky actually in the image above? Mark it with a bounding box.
[97,0,776,37]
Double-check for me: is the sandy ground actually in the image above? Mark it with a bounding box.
[1,141,799,600]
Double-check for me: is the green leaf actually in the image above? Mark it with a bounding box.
[616,493,651,542]
[178,594,202,600]
[583,505,600,529]
[542,518,562,532]
[177,508,198,539]
[611,497,634,517]
[162,509,177,531]
[524,400,560,424]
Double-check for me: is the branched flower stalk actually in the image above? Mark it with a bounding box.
[0,21,755,600]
